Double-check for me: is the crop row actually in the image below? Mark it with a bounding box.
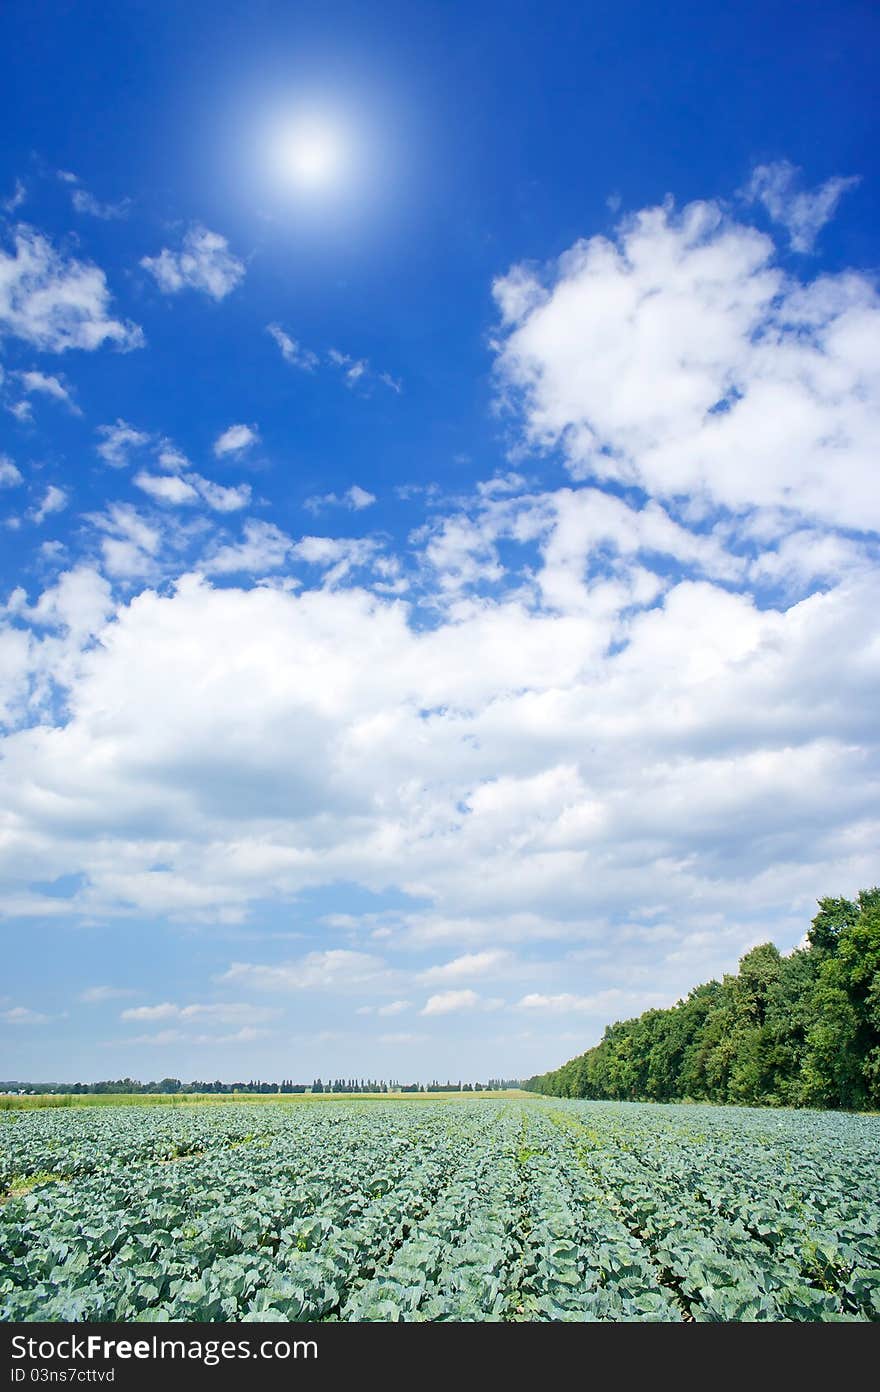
[1,1098,878,1321]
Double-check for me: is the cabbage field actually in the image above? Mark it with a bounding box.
[2,1096,879,1322]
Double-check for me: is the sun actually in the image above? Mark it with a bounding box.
[273,120,345,189]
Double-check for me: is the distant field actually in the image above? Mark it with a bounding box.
[0,1090,527,1111]
[2,1097,878,1321]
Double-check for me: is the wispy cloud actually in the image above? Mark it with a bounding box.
[2,179,26,213]
[1,1006,49,1025]
[16,370,80,415]
[96,420,152,467]
[80,986,137,1004]
[268,322,401,394]
[304,484,376,514]
[71,188,131,221]
[744,160,859,252]
[222,951,392,993]
[266,322,318,370]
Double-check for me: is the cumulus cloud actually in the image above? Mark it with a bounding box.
[89,502,160,578]
[202,520,292,574]
[213,423,258,457]
[134,470,251,513]
[0,455,23,488]
[156,442,190,473]
[1,180,878,1065]
[0,226,143,352]
[141,225,245,301]
[97,424,252,515]
[493,197,880,531]
[418,951,509,984]
[421,989,483,1016]
[133,472,200,506]
[192,478,251,513]
[517,988,667,1015]
[745,160,859,252]
[30,485,68,525]
[96,421,151,468]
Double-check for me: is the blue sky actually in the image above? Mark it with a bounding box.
[1,0,878,1083]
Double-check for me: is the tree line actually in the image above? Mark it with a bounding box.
[524,889,880,1110]
[1,1076,521,1096]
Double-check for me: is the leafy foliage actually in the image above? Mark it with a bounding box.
[525,890,880,1110]
[1,1097,878,1322]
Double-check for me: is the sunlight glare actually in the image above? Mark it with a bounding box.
[274,120,345,189]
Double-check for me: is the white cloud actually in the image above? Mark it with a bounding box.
[135,468,252,513]
[421,989,483,1016]
[290,535,379,587]
[377,999,411,1017]
[327,348,401,394]
[124,1025,268,1046]
[418,951,509,984]
[89,502,160,578]
[133,472,200,506]
[121,1001,277,1025]
[1,182,878,1058]
[121,1001,178,1021]
[516,988,666,1015]
[266,322,318,370]
[191,477,251,513]
[305,484,376,514]
[1,1006,48,1025]
[213,423,258,457]
[0,226,143,352]
[222,951,391,993]
[141,225,245,301]
[203,520,292,574]
[745,160,859,252]
[96,420,152,468]
[3,179,26,213]
[71,188,130,221]
[30,485,68,525]
[80,985,136,1004]
[493,197,880,531]
[0,455,23,488]
[156,442,190,473]
[16,370,80,414]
